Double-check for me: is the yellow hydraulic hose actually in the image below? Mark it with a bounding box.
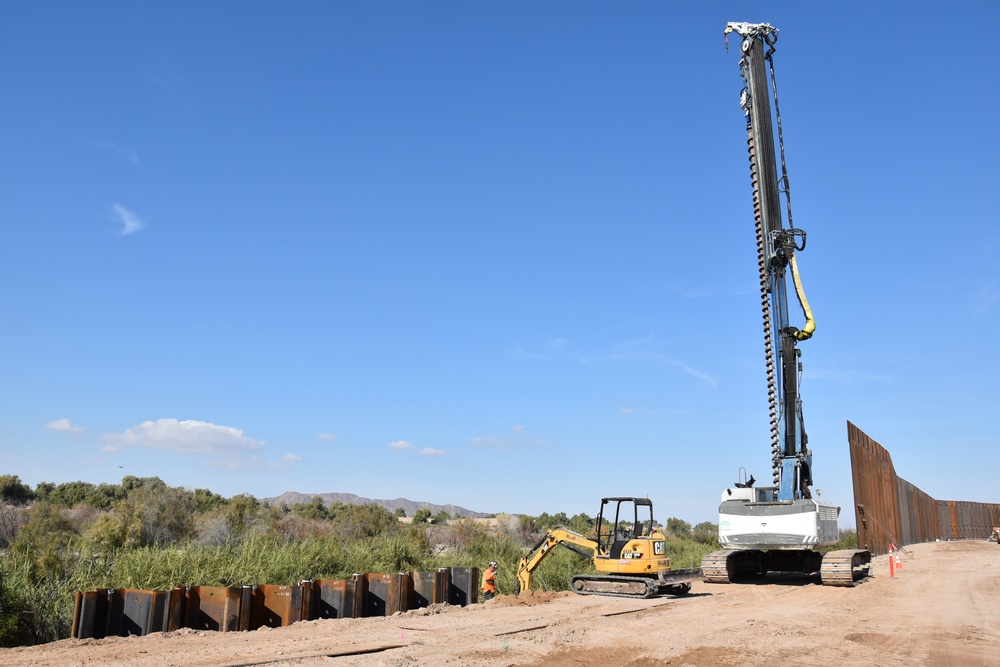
[788,252,815,340]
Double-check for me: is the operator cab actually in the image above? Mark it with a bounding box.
[723,486,778,503]
[595,497,655,560]
[724,468,779,503]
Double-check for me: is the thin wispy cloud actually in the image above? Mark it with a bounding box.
[806,368,891,384]
[317,433,337,442]
[508,338,590,364]
[282,453,303,461]
[205,456,282,471]
[619,406,669,416]
[608,335,718,387]
[470,424,538,452]
[608,333,659,360]
[112,203,145,235]
[516,333,712,370]
[389,440,446,455]
[939,277,998,318]
[972,280,998,317]
[46,418,85,433]
[664,280,752,299]
[675,361,717,388]
[507,348,553,361]
[86,138,140,166]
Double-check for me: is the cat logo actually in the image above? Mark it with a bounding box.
[654,541,665,555]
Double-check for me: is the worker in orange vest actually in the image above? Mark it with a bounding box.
[482,561,498,601]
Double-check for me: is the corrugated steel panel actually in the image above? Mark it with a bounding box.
[73,587,191,638]
[73,566,494,637]
[409,570,441,609]
[311,579,348,619]
[435,568,451,605]
[163,587,185,632]
[445,567,479,607]
[299,579,315,621]
[249,584,305,629]
[849,421,1000,554]
[364,573,409,617]
[183,585,250,632]
[72,589,111,639]
[107,589,168,637]
[936,502,952,540]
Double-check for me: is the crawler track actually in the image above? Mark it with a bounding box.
[701,548,872,587]
[701,550,740,584]
[571,574,657,599]
[570,571,698,600]
[819,549,872,587]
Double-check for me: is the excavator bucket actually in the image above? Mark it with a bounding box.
[657,567,702,586]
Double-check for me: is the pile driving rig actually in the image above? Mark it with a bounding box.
[701,23,871,587]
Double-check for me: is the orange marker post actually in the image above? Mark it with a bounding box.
[888,544,895,578]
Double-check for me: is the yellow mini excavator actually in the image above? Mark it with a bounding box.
[516,497,701,599]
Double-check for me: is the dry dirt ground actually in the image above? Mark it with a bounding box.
[3,540,998,667]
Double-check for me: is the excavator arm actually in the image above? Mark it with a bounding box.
[516,529,599,593]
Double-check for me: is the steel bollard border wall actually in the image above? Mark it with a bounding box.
[849,420,1000,555]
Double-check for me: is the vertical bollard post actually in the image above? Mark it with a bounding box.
[888,544,895,578]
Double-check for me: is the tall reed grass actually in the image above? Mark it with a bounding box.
[0,522,730,647]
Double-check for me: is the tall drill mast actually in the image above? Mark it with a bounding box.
[725,22,814,502]
[702,23,872,588]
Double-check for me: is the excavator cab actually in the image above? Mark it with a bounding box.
[595,497,655,560]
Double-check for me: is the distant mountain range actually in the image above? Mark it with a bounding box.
[263,491,490,519]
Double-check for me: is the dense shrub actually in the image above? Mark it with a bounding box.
[83,484,197,549]
[834,529,858,550]
[691,521,719,546]
[0,475,34,506]
[665,517,692,537]
[0,475,724,648]
[0,505,25,549]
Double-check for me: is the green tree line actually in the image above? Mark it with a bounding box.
[0,474,723,648]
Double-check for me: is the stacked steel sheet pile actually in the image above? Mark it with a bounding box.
[72,567,479,639]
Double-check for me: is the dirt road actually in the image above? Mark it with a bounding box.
[3,540,997,666]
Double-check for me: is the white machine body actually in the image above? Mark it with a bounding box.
[717,486,839,551]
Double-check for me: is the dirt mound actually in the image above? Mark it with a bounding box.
[489,589,570,606]
[543,645,743,666]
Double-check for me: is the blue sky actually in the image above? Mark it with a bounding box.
[1,2,997,526]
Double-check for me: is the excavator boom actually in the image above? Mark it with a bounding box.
[516,528,599,593]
